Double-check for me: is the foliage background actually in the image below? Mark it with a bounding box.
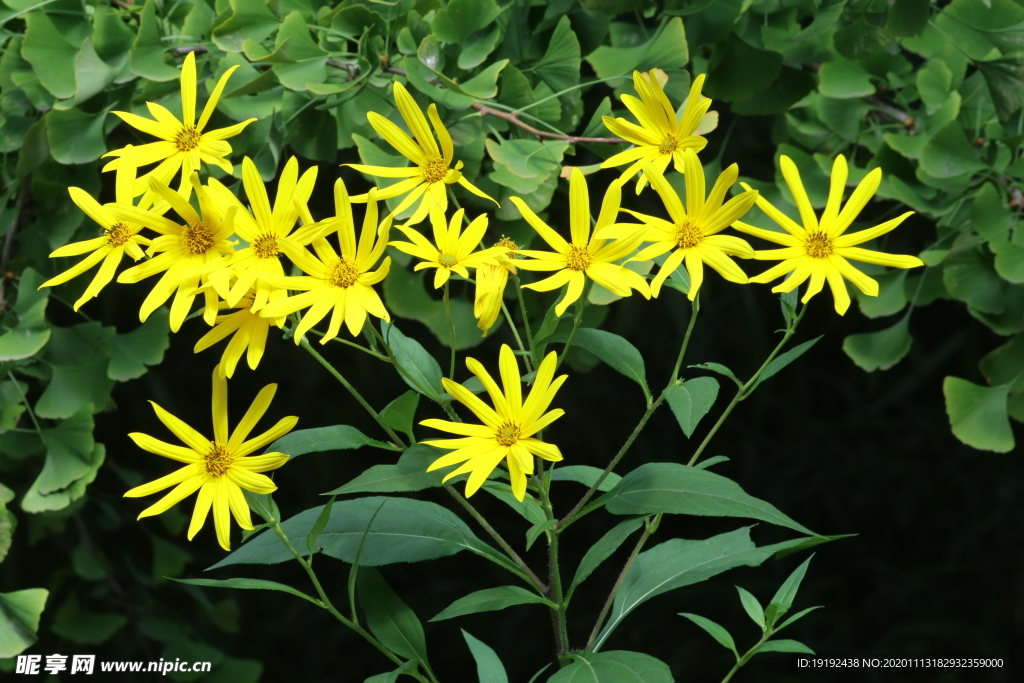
[1,0,1022,681]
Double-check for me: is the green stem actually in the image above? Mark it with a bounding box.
[538,476,568,659]
[500,299,534,375]
[587,513,661,652]
[687,305,807,467]
[270,522,426,680]
[555,283,589,371]
[443,280,456,379]
[298,337,407,450]
[669,293,700,384]
[367,325,438,400]
[721,632,773,683]
[512,273,537,366]
[557,394,664,531]
[444,485,547,595]
[7,371,42,433]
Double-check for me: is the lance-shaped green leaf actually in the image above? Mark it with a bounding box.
[570,518,644,593]
[548,651,674,683]
[326,445,448,495]
[171,578,319,606]
[264,425,393,461]
[551,465,622,492]
[360,568,430,666]
[764,555,813,628]
[379,391,420,442]
[430,586,555,621]
[544,328,649,399]
[462,630,508,683]
[593,528,817,649]
[381,322,445,400]
[755,639,815,654]
[603,463,816,536]
[678,613,738,656]
[753,336,823,388]
[735,586,765,630]
[210,497,519,578]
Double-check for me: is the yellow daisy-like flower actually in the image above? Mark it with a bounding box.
[39,146,173,309]
[389,205,506,289]
[599,151,758,300]
[194,291,283,379]
[103,51,256,189]
[111,173,237,332]
[347,81,496,225]
[733,155,922,315]
[422,345,566,502]
[511,169,650,317]
[259,181,392,342]
[601,71,712,192]
[474,236,519,337]
[124,365,297,551]
[203,156,320,311]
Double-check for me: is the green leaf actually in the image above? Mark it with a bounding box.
[755,639,815,655]
[360,568,429,664]
[886,0,931,37]
[818,58,875,99]
[130,0,181,81]
[458,26,502,70]
[706,33,781,102]
[775,605,823,632]
[570,518,644,593]
[105,308,171,380]
[307,495,336,556]
[23,443,105,513]
[858,271,908,319]
[586,17,689,98]
[785,0,846,43]
[211,497,515,575]
[735,586,765,630]
[0,299,50,361]
[764,555,812,628]
[663,377,719,438]
[991,242,1024,284]
[842,317,912,372]
[545,328,649,397]
[0,500,14,564]
[972,182,1014,240]
[50,595,127,644]
[921,121,987,178]
[171,577,319,605]
[381,322,445,400]
[46,106,110,165]
[21,10,78,99]
[431,586,554,621]
[325,445,446,495]
[73,39,118,105]
[943,376,1015,452]
[487,138,569,195]
[834,18,895,60]
[0,588,48,657]
[264,425,391,461]
[272,11,329,91]
[462,630,508,683]
[917,59,953,113]
[979,335,1024,394]
[531,16,581,95]
[678,613,737,655]
[604,463,816,536]
[943,249,1004,314]
[689,362,742,387]
[753,336,822,387]
[432,0,502,44]
[550,465,621,491]
[548,651,673,683]
[694,455,729,470]
[212,0,282,53]
[28,408,94,495]
[379,391,420,442]
[978,55,1024,121]
[594,528,816,649]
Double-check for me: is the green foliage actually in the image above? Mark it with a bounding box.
[430,586,555,621]
[548,651,673,683]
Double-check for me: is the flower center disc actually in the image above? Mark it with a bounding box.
[495,422,521,447]
[105,221,133,248]
[495,236,519,258]
[566,244,592,271]
[182,223,215,255]
[330,258,360,288]
[252,233,279,259]
[438,253,458,268]
[422,155,449,184]
[659,135,678,155]
[674,221,704,249]
[805,231,835,258]
[175,126,201,152]
[205,443,234,477]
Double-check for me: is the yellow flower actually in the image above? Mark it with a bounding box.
[511,169,650,317]
[259,181,392,342]
[111,173,237,332]
[474,237,519,337]
[599,152,758,300]
[194,291,283,379]
[39,146,173,309]
[601,71,712,192]
[124,365,297,551]
[733,155,922,315]
[422,345,566,501]
[389,205,506,289]
[346,81,495,225]
[202,157,320,311]
[103,51,255,189]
